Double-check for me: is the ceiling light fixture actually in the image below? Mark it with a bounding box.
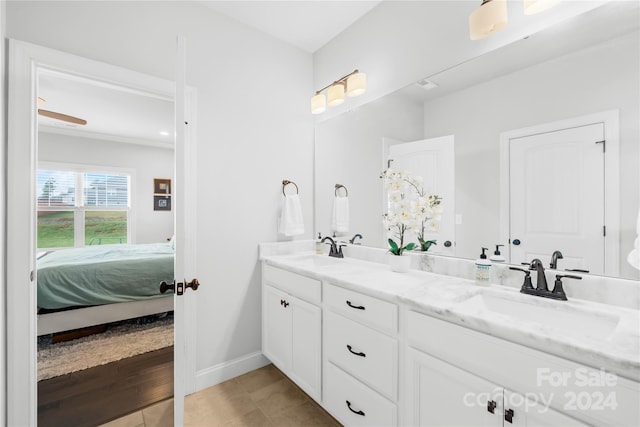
[469,0,508,41]
[523,0,559,15]
[311,69,366,114]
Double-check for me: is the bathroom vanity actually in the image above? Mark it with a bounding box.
[260,243,640,427]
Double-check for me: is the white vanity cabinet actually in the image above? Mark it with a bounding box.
[323,283,399,426]
[262,265,322,402]
[406,347,587,427]
[405,310,638,427]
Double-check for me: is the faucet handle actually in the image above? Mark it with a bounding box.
[509,267,534,291]
[551,274,582,300]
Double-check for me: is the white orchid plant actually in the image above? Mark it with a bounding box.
[380,168,442,255]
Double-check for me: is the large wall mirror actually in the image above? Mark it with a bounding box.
[315,2,640,280]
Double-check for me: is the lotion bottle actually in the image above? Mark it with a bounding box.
[475,247,492,286]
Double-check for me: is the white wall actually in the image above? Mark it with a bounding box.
[423,32,639,279]
[7,1,314,387]
[315,93,424,246]
[38,132,174,244]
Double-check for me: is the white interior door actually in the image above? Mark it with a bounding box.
[7,39,197,425]
[509,124,605,272]
[388,135,456,255]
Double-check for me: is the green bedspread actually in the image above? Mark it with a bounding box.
[37,243,174,310]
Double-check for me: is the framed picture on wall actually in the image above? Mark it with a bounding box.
[154,178,172,195]
[154,195,171,211]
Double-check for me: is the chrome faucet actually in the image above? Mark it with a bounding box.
[349,234,363,244]
[321,236,344,258]
[550,250,563,269]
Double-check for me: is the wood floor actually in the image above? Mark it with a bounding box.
[102,364,341,427]
[38,346,173,427]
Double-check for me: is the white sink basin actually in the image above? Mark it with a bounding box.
[457,291,620,340]
[288,254,346,268]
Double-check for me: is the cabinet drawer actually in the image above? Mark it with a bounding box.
[326,311,398,401]
[324,362,397,427]
[324,283,397,335]
[263,264,321,304]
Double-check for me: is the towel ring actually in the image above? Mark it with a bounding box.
[282,180,299,196]
[335,184,348,197]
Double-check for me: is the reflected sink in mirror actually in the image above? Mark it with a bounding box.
[457,291,620,341]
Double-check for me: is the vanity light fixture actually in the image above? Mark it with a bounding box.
[469,0,508,41]
[311,69,366,114]
[523,0,559,15]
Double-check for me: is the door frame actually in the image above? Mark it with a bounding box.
[499,110,620,275]
[6,39,198,425]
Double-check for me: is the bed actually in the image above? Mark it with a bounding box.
[37,242,175,335]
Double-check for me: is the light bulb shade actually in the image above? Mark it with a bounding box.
[311,93,326,114]
[469,0,508,41]
[524,0,559,15]
[347,72,367,97]
[327,83,345,106]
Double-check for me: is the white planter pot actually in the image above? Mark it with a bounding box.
[388,253,411,273]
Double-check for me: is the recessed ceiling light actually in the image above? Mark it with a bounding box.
[159,131,169,136]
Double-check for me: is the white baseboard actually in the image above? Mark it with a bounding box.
[194,351,270,393]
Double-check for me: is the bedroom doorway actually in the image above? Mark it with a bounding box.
[35,69,177,425]
[7,40,198,426]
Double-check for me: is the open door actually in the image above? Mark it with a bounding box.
[6,39,197,425]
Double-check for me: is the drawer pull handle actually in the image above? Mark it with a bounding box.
[505,408,514,423]
[346,300,365,310]
[487,400,497,414]
[346,344,366,357]
[346,400,365,416]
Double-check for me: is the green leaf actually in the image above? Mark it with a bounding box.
[405,242,416,251]
[388,238,400,255]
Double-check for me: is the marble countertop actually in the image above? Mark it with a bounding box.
[261,252,640,383]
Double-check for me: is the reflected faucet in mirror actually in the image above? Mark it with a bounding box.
[349,234,363,245]
[550,250,563,269]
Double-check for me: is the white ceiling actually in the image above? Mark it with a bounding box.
[200,0,382,53]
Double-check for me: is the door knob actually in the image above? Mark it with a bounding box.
[444,240,452,247]
[159,280,175,294]
[185,278,200,291]
[512,239,521,246]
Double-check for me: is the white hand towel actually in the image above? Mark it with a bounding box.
[628,208,640,270]
[279,194,304,236]
[332,195,349,233]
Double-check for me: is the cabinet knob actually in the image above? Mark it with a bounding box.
[505,408,514,423]
[346,400,365,416]
[487,400,497,414]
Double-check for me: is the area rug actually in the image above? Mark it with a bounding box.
[38,314,174,381]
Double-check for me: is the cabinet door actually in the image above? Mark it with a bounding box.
[405,348,502,427]
[290,294,322,402]
[263,285,291,372]
[504,389,588,427]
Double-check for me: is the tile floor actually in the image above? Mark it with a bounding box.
[100,364,341,427]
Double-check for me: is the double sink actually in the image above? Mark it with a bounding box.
[281,253,628,343]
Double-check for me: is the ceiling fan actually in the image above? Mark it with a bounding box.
[37,97,87,126]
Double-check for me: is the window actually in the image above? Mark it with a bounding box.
[37,167,131,249]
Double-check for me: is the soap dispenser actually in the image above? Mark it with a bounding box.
[490,244,505,263]
[475,247,492,286]
[316,233,324,254]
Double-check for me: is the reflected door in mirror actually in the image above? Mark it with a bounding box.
[509,123,605,273]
